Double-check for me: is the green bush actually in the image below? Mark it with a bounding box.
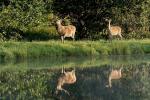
[0,0,150,40]
[24,26,58,41]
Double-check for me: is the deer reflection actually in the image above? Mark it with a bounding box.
[55,68,76,95]
[106,68,122,88]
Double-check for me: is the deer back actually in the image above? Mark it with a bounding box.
[63,25,76,36]
[110,69,122,80]
[109,26,121,35]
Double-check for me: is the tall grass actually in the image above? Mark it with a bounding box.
[0,40,150,61]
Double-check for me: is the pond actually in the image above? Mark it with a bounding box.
[0,55,150,100]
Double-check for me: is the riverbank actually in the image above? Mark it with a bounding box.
[0,40,150,61]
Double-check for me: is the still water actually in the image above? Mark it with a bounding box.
[0,55,150,100]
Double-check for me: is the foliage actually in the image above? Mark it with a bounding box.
[0,0,150,40]
[0,0,56,41]
[53,0,150,39]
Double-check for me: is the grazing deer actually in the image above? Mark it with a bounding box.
[55,68,76,95]
[106,68,122,88]
[105,19,122,40]
[56,20,76,42]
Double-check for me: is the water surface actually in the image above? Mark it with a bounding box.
[0,55,150,100]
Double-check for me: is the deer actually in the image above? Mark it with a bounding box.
[56,19,76,43]
[106,68,122,88]
[105,19,123,40]
[55,68,76,95]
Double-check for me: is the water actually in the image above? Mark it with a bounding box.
[0,55,150,100]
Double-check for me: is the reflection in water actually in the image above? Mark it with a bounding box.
[106,68,122,88]
[0,55,150,70]
[72,64,150,100]
[0,55,150,99]
[55,68,76,95]
[0,64,150,99]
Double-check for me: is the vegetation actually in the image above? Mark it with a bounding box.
[0,40,149,61]
[0,63,150,99]
[0,0,150,41]
[0,0,150,99]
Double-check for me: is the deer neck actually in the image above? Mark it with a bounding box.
[57,24,64,32]
[57,23,62,29]
[108,21,111,30]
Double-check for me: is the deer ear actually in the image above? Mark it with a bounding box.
[120,65,123,70]
[61,67,64,73]
[72,68,75,73]
[120,67,122,71]
[61,67,66,73]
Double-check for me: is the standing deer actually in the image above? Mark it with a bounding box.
[55,68,76,95]
[105,19,122,40]
[106,68,122,88]
[56,20,76,42]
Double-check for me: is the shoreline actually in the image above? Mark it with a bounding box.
[0,40,150,61]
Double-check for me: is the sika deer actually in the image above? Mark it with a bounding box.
[56,20,76,42]
[106,68,122,88]
[55,68,76,95]
[105,19,122,40]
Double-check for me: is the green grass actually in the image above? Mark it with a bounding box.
[0,40,150,61]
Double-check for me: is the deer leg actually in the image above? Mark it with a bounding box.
[55,89,59,94]
[72,35,75,41]
[61,88,70,95]
[56,85,70,95]
[56,88,70,95]
[61,36,64,43]
[109,77,112,88]
[106,77,112,88]
[109,35,113,42]
[119,34,122,40]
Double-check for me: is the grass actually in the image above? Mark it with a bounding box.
[0,39,150,61]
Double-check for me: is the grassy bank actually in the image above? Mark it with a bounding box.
[0,40,150,60]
